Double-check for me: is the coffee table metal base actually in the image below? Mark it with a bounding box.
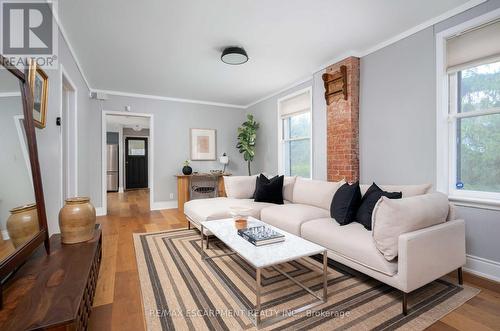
[200,224,328,329]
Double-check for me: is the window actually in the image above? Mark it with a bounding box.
[128,139,146,156]
[278,88,312,178]
[437,18,500,205]
[448,62,500,197]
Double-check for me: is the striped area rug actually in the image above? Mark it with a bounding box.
[133,229,478,331]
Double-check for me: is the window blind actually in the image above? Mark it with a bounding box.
[446,20,500,72]
[279,90,311,117]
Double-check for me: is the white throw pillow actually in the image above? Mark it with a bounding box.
[372,192,449,261]
[283,176,297,202]
[292,178,345,210]
[223,175,257,199]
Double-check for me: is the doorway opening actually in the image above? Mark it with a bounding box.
[101,111,153,215]
[60,65,78,205]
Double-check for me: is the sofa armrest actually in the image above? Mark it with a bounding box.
[397,219,466,292]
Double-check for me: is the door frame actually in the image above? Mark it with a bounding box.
[124,136,149,190]
[101,110,154,215]
[60,64,78,207]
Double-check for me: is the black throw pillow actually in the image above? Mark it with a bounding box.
[355,183,402,230]
[251,175,259,199]
[331,182,361,225]
[254,174,284,204]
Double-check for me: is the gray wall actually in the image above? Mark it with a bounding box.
[31,29,100,235]
[248,0,500,277]
[22,0,500,276]
[29,9,247,231]
[0,25,98,237]
[100,96,247,204]
[359,27,436,185]
[245,78,328,180]
[0,22,98,236]
[360,1,500,271]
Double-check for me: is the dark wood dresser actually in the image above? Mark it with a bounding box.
[0,225,102,330]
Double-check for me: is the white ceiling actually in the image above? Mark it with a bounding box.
[59,0,475,106]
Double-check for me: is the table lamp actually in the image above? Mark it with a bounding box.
[219,153,229,173]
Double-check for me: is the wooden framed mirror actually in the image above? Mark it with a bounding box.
[0,55,50,308]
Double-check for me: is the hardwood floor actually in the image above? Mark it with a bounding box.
[89,190,187,331]
[88,190,500,331]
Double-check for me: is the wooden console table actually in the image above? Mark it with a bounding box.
[176,173,230,213]
[0,225,102,331]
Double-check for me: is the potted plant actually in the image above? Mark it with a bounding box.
[182,160,192,175]
[236,114,259,175]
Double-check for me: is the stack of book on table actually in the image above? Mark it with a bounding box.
[237,225,285,246]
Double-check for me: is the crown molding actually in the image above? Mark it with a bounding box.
[358,0,487,57]
[311,51,361,75]
[244,76,313,109]
[93,89,247,109]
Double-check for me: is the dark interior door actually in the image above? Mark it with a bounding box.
[125,137,148,189]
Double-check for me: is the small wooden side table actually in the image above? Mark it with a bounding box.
[175,173,230,213]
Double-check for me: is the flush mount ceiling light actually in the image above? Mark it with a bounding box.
[221,46,248,65]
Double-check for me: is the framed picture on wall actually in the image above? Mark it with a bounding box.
[28,60,49,128]
[190,128,216,160]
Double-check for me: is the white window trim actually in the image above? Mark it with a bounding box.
[436,7,500,211]
[277,86,313,178]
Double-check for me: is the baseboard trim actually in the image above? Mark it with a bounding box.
[151,200,178,211]
[464,254,500,282]
[1,229,9,240]
[95,207,106,216]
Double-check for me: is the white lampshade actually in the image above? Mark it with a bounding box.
[219,155,229,164]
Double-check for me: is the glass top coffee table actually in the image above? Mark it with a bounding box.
[200,217,328,328]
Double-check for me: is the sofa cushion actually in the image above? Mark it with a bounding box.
[260,204,330,236]
[283,176,296,202]
[184,197,273,225]
[254,174,284,204]
[360,183,432,198]
[292,178,345,210]
[223,175,258,199]
[301,218,398,276]
[372,192,449,261]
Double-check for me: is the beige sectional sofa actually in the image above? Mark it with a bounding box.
[184,175,466,315]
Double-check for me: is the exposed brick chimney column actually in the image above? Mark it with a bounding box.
[326,57,360,183]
